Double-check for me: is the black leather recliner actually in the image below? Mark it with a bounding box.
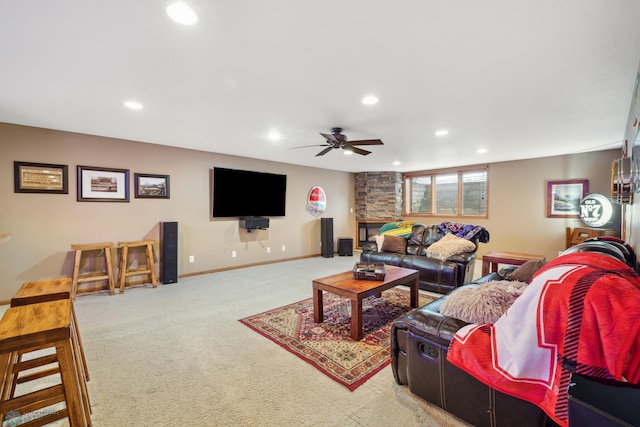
[391,238,637,427]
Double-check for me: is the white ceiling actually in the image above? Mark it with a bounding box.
[2,1,640,173]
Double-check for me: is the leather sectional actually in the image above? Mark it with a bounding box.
[359,223,483,294]
[390,238,638,427]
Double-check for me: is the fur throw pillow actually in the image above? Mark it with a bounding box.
[375,234,385,252]
[380,234,407,254]
[440,280,528,324]
[425,233,476,261]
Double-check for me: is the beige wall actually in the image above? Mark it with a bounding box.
[0,123,355,300]
[0,122,620,301]
[405,149,620,261]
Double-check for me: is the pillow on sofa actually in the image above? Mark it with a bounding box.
[440,280,528,324]
[375,234,385,252]
[425,233,476,261]
[381,234,407,254]
[506,259,547,283]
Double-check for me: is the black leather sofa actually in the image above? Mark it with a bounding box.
[390,238,637,427]
[360,224,484,294]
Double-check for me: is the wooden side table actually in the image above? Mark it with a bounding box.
[481,251,546,276]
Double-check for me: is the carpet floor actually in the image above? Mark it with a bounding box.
[5,256,471,426]
[240,288,435,390]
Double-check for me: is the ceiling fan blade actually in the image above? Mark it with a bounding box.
[349,139,384,146]
[289,144,329,150]
[315,147,333,157]
[320,132,341,146]
[348,146,372,156]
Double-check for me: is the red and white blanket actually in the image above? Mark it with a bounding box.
[447,252,640,426]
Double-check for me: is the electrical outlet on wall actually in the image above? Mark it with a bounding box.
[232,251,237,258]
[267,247,271,253]
[281,245,286,251]
[189,255,195,263]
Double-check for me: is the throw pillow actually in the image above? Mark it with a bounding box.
[380,234,407,254]
[440,280,528,324]
[425,233,476,261]
[375,234,385,252]
[507,259,547,283]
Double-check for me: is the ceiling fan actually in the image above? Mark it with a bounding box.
[291,127,384,156]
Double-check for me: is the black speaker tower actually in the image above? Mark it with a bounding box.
[320,217,334,258]
[160,221,178,284]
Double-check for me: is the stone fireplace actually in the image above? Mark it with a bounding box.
[355,172,403,246]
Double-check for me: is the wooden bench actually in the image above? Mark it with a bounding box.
[0,300,91,426]
[118,240,158,293]
[70,242,116,298]
[11,278,90,383]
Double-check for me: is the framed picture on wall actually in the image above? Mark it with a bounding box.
[546,179,588,218]
[134,173,170,199]
[14,161,68,194]
[77,165,130,202]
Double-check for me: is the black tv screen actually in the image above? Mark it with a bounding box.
[212,167,287,217]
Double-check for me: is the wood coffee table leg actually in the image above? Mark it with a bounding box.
[351,298,363,341]
[410,277,419,308]
[313,288,323,323]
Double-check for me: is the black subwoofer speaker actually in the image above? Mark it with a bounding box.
[160,221,178,284]
[338,238,353,256]
[320,217,334,258]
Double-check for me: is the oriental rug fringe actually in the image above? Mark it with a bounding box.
[239,288,434,391]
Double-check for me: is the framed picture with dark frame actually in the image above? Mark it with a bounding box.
[546,179,588,218]
[77,165,130,202]
[134,173,170,199]
[14,161,68,194]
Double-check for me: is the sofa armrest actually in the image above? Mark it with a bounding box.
[446,251,477,264]
[361,241,378,253]
[401,295,470,343]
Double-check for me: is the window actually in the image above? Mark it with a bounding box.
[404,167,488,217]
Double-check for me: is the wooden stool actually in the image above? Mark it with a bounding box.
[118,240,158,293]
[10,279,90,383]
[0,300,90,426]
[70,242,115,298]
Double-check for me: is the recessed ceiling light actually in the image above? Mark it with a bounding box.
[435,129,449,136]
[393,161,401,166]
[476,148,487,154]
[166,2,198,26]
[267,130,281,141]
[362,95,379,105]
[123,100,143,110]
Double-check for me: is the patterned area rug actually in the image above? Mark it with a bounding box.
[239,288,434,391]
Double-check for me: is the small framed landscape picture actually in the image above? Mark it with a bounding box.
[14,161,68,194]
[77,165,130,202]
[134,173,170,199]
[546,179,588,218]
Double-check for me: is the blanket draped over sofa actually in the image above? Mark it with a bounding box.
[437,221,490,243]
[446,252,640,427]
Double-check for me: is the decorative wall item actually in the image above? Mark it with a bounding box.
[77,165,130,202]
[579,194,614,228]
[611,157,639,204]
[306,186,326,216]
[546,179,588,218]
[134,173,170,199]
[14,161,68,194]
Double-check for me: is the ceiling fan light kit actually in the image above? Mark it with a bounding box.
[291,127,384,157]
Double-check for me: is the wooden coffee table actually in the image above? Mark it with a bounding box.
[312,265,419,341]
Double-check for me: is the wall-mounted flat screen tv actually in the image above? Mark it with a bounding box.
[212,167,287,217]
